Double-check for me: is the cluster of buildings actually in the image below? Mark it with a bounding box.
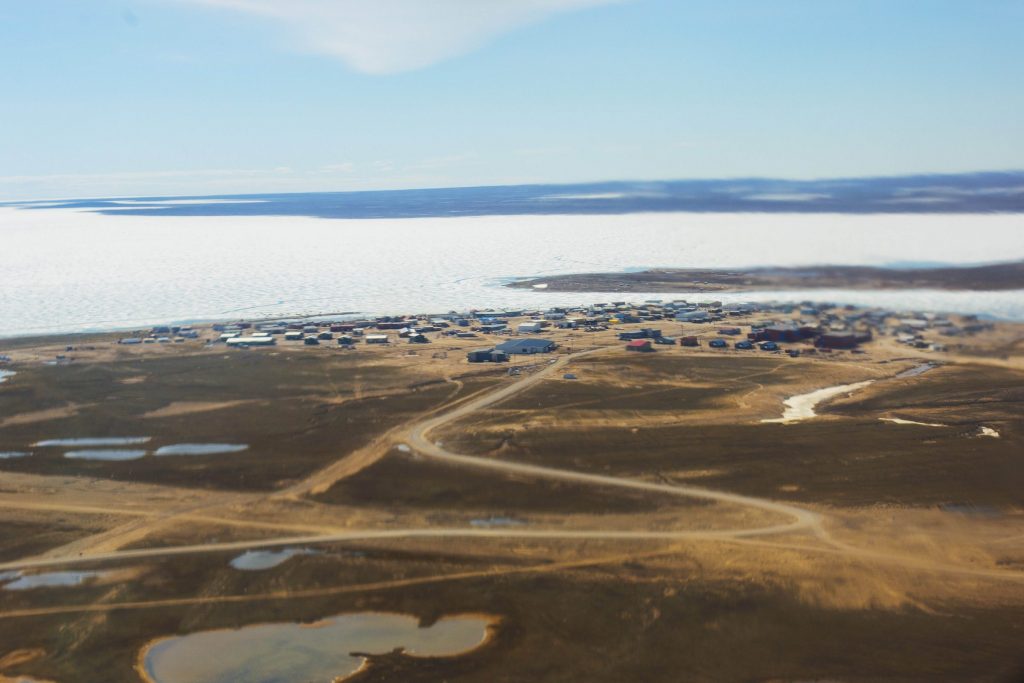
[107,298,990,361]
[118,325,200,345]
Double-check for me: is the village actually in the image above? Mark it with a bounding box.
[92,298,988,359]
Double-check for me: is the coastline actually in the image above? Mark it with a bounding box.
[506,261,1024,294]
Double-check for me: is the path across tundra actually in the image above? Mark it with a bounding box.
[1,348,1022,619]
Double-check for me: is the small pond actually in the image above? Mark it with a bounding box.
[34,437,151,447]
[142,612,495,683]
[64,449,148,461]
[2,570,107,591]
[0,451,31,459]
[155,444,249,456]
[470,516,526,528]
[229,548,317,571]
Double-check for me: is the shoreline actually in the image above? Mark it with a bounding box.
[506,261,1024,294]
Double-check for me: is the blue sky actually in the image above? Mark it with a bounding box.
[2,0,1023,199]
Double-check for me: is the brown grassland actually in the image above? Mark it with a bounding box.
[0,316,1022,682]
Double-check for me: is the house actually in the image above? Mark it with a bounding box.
[478,324,507,333]
[680,336,700,347]
[518,322,544,334]
[758,341,780,351]
[365,334,389,344]
[718,327,742,336]
[303,337,320,346]
[226,336,276,347]
[408,333,430,344]
[654,336,677,345]
[467,348,509,363]
[709,339,727,348]
[495,339,557,355]
[626,339,653,352]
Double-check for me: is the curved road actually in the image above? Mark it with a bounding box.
[3,348,1023,594]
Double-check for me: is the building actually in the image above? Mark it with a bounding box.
[365,334,390,344]
[226,336,276,347]
[518,322,544,334]
[676,310,711,323]
[626,339,653,352]
[467,348,509,363]
[680,336,700,347]
[495,339,557,355]
[751,324,815,343]
[816,332,871,349]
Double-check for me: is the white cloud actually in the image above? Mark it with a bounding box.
[179,0,625,73]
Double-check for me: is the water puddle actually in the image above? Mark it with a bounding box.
[940,503,1001,518]
[155,444,249,456]
[762,381,875,424]
[879,417,947,427]
[0,451,31,459]
[1,570,108,591]
[64,449,148,461]
[34,437,151,447]
[229,548,317,571]
[470,516,526,528]
[0,370,15,384]
[141,612,496,683]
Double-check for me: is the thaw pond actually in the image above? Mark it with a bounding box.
[141,612,495,683]
[64,449,148,461]
[2,570,107,591]
[155,443,249,456]
[34,437,151,447]
[229,548,316,571]
[0,451,31,459]
[762,381,875,424]
[879,417,947,427]
[470,516,526,528]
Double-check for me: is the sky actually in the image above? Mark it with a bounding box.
[1,0,1023,199]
